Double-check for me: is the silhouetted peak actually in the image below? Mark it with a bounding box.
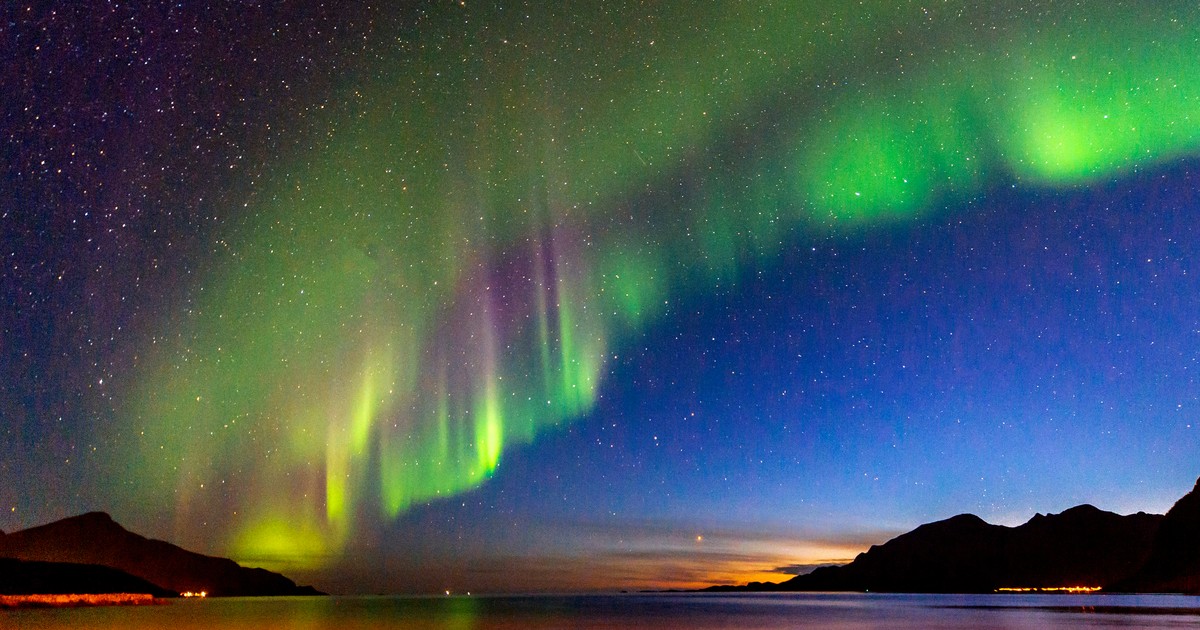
[720,477,1189,594]
[72,511,115,524]
[897,513,990,541]
[1059,504,1105,517]
[1109,476,1200,593]
[58,511,127,533]
[1022,504,1123,528]
[929,513,988,529]
[1165,479,1200,515]
[1,512,325,596]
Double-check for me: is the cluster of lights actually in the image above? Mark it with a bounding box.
[996,586,1102,593]
[180,591,208,598]
[0,593,158,607]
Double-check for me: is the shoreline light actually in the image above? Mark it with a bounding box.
[995,586,1102,593]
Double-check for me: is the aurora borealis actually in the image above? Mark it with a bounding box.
[5,1,1200,593]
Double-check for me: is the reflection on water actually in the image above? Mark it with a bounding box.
[8,593,1200,629]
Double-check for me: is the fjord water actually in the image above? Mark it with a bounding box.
[11,593,1200,629]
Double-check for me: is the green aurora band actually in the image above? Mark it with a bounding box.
[113,1,1200,570]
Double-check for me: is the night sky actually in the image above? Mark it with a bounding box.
[4,1,1200,594]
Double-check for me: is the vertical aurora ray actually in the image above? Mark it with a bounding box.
[111,1,1200,570]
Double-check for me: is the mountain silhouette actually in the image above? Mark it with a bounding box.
[0,512,323,596]
[0,557,175,597]
[709,481,1200,593]
[1111,477,1200,593]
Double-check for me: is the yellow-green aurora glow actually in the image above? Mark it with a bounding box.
[113,2,1200,570]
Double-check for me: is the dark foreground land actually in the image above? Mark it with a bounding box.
[711,476,1200,594]
[0,512,323,598]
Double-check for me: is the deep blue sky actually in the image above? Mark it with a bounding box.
[376,165,1200,591]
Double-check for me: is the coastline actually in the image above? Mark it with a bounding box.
[0,593,165,609]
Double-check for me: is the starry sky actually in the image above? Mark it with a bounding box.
[4,1,1200,594]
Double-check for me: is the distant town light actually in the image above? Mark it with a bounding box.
[995,586,1101,593]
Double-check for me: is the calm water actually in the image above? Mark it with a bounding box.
[9,592,1200,629]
